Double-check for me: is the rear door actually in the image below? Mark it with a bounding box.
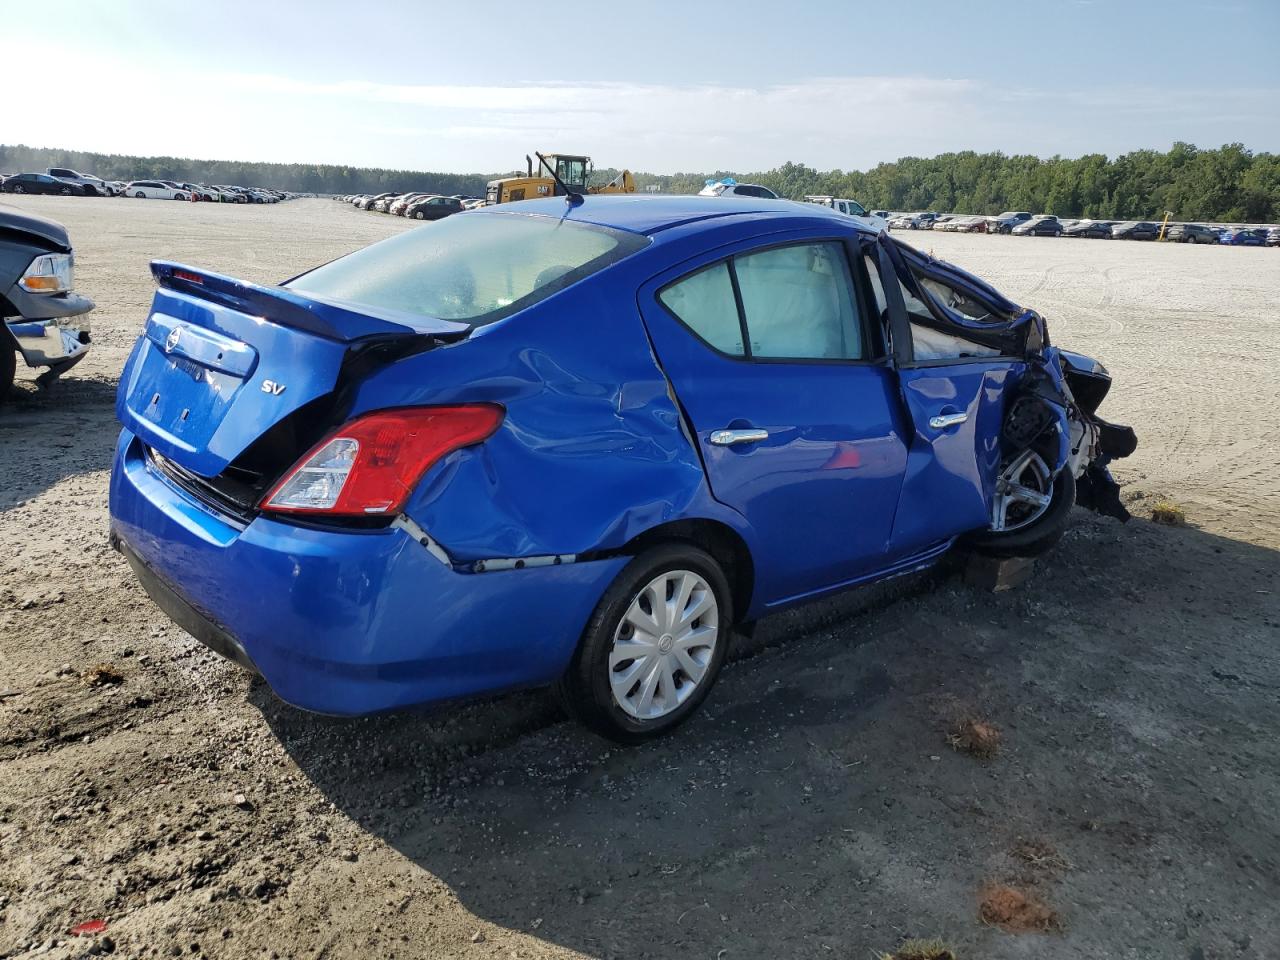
[639,233,910,606]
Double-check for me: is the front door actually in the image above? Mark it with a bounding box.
[866,237,1025,555]
[639,234,910,607]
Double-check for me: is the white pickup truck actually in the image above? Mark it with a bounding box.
[46,167,114,197]
[802,195,888,232]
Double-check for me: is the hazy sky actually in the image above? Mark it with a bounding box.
[7,0,1278,173]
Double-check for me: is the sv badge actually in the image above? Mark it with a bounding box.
[261,379,287,396]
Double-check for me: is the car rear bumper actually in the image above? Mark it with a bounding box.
[108,430,626,715]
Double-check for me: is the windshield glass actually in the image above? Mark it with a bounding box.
[286,212,649,325]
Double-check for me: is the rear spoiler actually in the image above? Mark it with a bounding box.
[151,261,470,343]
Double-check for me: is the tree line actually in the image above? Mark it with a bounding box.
[0,144,496,198]
[4,141,1277,222]
[608,142,1280,223]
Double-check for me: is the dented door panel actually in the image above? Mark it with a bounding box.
[889,362,1020,556]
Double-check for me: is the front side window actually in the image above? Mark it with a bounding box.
[286,212,649,325]
[917,275,997,325]
[863,254,888,315]
[902,273,1000,361]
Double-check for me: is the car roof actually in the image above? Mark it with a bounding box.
[470,194,856,237]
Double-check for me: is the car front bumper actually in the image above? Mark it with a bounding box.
[5,286,94,369]
[108,430,627,715]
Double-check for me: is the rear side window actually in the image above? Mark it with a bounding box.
[659,241,865,362]
[735,243,863,360]
[658,263,744,356]
[286,213,650,325]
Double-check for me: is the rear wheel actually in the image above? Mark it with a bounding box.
[59,187,72,195]
[966,451,1076,557]
[556,544,733,743]
[135,191,145,198]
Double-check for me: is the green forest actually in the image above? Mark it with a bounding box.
[4,141,1278,222]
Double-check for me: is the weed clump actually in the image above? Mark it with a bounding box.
[979,884,1061,933]
[947,718,1002,759]
[1150,501,1186,525]
[81,663,124,687]
[880,938,957,960]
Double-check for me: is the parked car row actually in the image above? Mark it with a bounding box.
[124,181,293,203]
[0,170,296,204]
[339,192,483,220]
[0,172,115,197]
[885,208,1277,245]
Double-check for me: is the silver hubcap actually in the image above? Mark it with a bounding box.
[609,569,718,721]
[991,450,1054,532]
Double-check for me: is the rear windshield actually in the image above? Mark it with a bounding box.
[286,212,648,325]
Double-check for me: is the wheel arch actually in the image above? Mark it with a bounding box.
[610,518,754,624]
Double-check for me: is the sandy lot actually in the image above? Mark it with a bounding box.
[2,197,1278,960]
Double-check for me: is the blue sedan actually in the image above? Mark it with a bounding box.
[1219,228,1267,246]
[108,195,1135,741]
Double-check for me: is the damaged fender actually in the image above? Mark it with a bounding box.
[348,272,760,568]
[884,236,1136,526]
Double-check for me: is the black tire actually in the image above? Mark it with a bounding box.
[0,327,16,403]
[135,191,145,198]
[555,544,734,744]
[59,187,72,195]
[967,465,1076,558]
[13,185,25,194]
[414,211,425,220]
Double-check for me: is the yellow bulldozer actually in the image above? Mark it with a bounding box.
[485,152,636,205]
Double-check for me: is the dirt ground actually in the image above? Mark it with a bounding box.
[2,197,1278,960]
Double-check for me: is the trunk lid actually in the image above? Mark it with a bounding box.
[117,261,468,477]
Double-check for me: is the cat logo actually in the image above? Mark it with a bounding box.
[261,379,287,396]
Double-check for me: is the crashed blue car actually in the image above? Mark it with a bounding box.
[108,195,1135,742]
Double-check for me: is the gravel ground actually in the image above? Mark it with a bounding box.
[1,197,1278,960]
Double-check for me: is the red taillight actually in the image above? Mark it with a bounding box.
[260,405,503,516]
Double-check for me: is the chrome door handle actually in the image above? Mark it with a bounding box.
[709,428,769,446]
[928,412,968,430]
